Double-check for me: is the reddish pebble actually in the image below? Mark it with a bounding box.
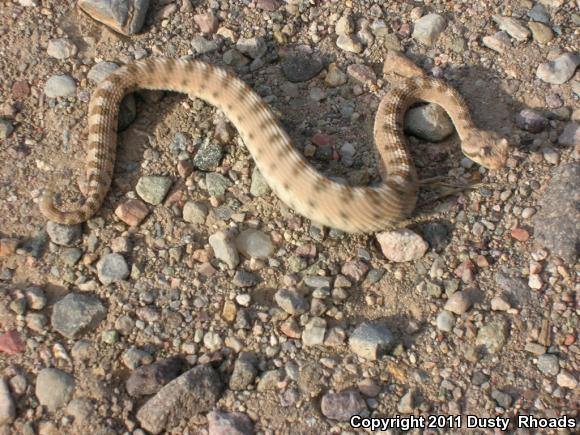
[0,330,26,354]
[564,335,576,346]
[511,228,530,241]
[311,133,332,146]
[194,13,219,34]
[12,80,30,99]
[115,199,149,226]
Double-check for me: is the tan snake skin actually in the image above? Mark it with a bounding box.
[40,57,509,233]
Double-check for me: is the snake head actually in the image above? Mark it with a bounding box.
[461,130,510,170]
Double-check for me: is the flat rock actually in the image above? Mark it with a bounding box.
[528,22,554,43]
[51,293,106,339]
[236,37,267,59]
[533,164,579,262]
[536,53,580,84]
[229,353,258,390]
[320,390,368,421]
[79,0,150,35]
[115,198,149,226]
[376,229,428,262]
[35,368,75,412]
[136,366,223,434]
[349,321,394,360]
[412,13,446,46]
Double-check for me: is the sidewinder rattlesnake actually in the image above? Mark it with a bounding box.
[40,57,510,232]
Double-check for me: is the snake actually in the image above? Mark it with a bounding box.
[39,57,510,233]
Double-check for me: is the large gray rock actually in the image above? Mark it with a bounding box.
[533,164,579,262]
[136,366,224,434]
[51,293,106,339]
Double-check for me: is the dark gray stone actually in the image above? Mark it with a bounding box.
[51,293,106,339]
[281,55,324,82]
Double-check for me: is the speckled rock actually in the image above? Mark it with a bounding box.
[35,368,75,412]
[136,366,223,434]
[536,354,560,376]
[194,141,224,171]
[51,293,106,339]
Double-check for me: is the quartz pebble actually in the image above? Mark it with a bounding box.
[536,53,580,84]
[412,13,446,46]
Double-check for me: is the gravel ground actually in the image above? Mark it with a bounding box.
[0,0,579,434]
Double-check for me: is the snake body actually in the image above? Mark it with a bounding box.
[40,58,509,232]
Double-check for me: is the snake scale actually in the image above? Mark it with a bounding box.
[39,57,509,232]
